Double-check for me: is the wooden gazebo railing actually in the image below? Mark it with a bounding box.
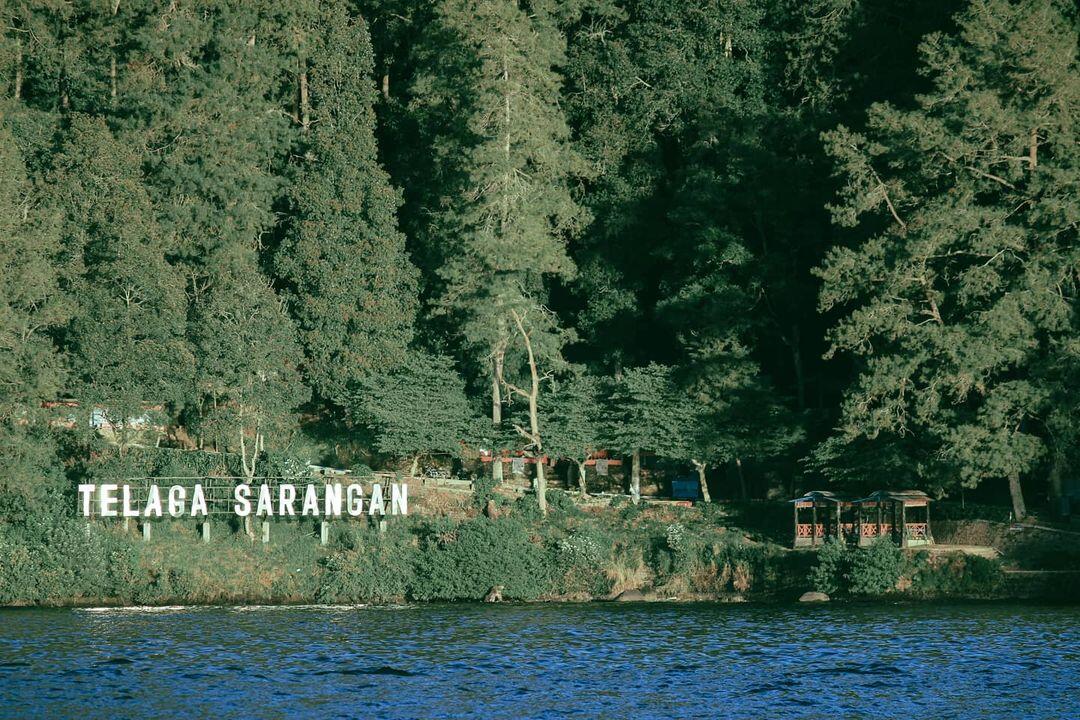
[792,489,934,549]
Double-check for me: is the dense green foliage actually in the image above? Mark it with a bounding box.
[809,537,1006,598]
[814,0,1080,518]
[0,495,1022,605]
[0,0,1076,553]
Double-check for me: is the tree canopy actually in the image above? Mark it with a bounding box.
[0,0,1075,520]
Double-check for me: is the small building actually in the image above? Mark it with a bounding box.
[792,489,934,549]
[791,490,856,547]
[854,490,934,548]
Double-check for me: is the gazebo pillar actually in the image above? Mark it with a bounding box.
[811,502,818,547]
[793,502,799,545]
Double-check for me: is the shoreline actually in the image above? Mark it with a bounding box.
[6,587,1077,610]
[5,494,1078,609]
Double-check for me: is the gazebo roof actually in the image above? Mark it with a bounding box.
[856,490,932,505]
[791,490,853,504]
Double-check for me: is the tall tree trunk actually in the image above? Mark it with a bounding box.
[576,460,588,495]
[491,362,503,484]
[298,68,310,133]
[630,448,641,504]
[109,2,119,104]
[691,459,711,503]
[1048,450,1066,516]
[535,459,547,516]
[498,310,546,516]
[791,324,806,411]
[13,39,21,100]
[410,454,420,479]
[1008,470,1027,521]
[239,415,258,538]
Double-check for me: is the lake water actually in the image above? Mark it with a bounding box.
[0,602,1077,719]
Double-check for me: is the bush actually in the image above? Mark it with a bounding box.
[693,538,775,595]
[318,532,416,603]
[848,539,903,595]
[809,537,850,595]
[411,517,553,600]
[471,474,498,512]
[610,495,643,521]
[665,523,693,574]
[908,552,1004,597]
[553,529,612,596]
[545,489,580,517]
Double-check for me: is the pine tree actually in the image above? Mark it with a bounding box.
[0,118,70,513]
[563,0,768,368]
[0,119,66,420]
[604,364,692,502]
[816,0,1079,519]
[542,370,605,495]
[51,116,192,452]
[122,1,306,475]
[125,0,291,273]
[412,0,588,512]
[349,353,481,478]
[275,2,419,405]
[190,258,309,486]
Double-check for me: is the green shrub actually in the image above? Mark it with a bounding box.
[318,534,416,603]
[610,495,643,521]
[553,529,612,596]
[411,517,553,600]
[0,535,37,604]
[133,567,195,605]
[908,552,1004,597]
[809,537,850,595]
[545,489,580,517]
[848,538,904,595]
[512,494,544,522]
[471,474,498,511]
[665,523,694,574]
[694,537,775,594]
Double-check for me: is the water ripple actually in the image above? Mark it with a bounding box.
[0,603,1077,719]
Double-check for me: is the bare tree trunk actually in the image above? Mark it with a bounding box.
[523,356,545,517]
[791,324,806,411]
[1008,470,1027,521]
[381,73,389,99]
[298,68,309,133]
[576,460,588,495]
[109,2,119,103]
[239,415,258,538]
[1029,127,1038,169]
[14,39,21,100]
[497,311,547,516]
[410,454,420,479]
[691,459,711,503]
[535,460,547,514]
[735,457,747,500]
[491,362,503,484]
[1048,450,1065,516]
[630,448,641,504]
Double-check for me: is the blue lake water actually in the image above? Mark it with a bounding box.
[0,602,1077,719]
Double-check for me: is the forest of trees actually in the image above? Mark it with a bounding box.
[0,0,1076,522]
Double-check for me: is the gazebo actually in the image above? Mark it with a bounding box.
[854,490,934,548]
[791,491,856,547]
